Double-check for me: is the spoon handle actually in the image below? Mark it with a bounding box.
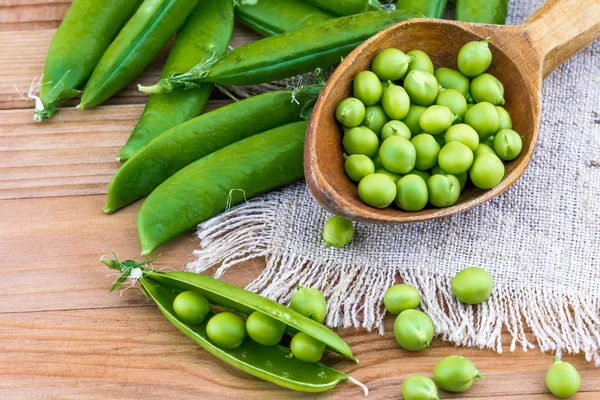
[522,0,600,78]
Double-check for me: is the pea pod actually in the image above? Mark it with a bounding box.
[302,0,369,16]
[104,87,321,214]
[395,0,447,18]
[116,0,234,162]
[235,0,334,37]
[455,0,509,25]
[139,9,421,93]
[78,0,200,109]
[34,0,140,121]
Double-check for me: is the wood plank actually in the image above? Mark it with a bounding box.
[0,0,71,31]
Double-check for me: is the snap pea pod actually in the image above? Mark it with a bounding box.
[302,0,369,16]
[116,0,234,162]
[78,0,200,109]
[455,0,509,25]
[235,0,334,37]
[34,0,140,121]
[104,87,321,214]
[138,121,308,255]
[139,9,421,93]
[396,0,447,18]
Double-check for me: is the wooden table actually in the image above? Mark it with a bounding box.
[1,2,598,398]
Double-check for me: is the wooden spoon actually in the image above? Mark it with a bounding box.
[305,0,600,223]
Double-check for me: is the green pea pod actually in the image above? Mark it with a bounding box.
[137,121,308,255]
[35,0,140,121]
[302,0,369,16]
[104,87,321,214]
[116,0,234,162]
[78,0,200,109]
[455,0,509,25]
[235,0,334,37]
[396,0,447,18]
[139,9,421,93]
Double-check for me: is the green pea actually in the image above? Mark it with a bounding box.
[404,70,438,106]
[470,73,505,105]
[381,120,412,141]
[322,216,354,248]
[371,48,411,81]
[353,70,383,105]
[451,266,494,304]
[432,165,469,191]
[402,104,427,135]
[438,141,474,174]
[358,173,397,208]
[382,85,411,120]
[457,37,492,77]
[345,154,375,182]
[464,102,500,139]
[427,174,460,207]
[289,287,327,323]
[546,356,581,398]
[206,312,247,349]
[445,124,479,151]
[473,143,496,158]
[290,332,326,363]
[493,129,522,161]
[436,88,468,119]
[379,136,416,174]
[434,67,470,98]
[375,168,401,183]
[496,106,513,130]
[434,355,484,392]
[384,284,421,314]
[343,126,379,157]
[406,168,431,182]
[361,105,388,136]
[393,309,434,351]
[411,133,441,170]
[419,105,458,135]
[335,97,365,128]
[469,153,504,189]
[173,291,210,325]
[395,174,428,211]
[402,375,440,400]
[405,49,434,76]
[372,152,384,169]
[246,311,286,346]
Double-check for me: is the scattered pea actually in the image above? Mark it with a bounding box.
[206,312,247,349]
[335,97,365,128]
[384,284,421,314]
[469,153,505,189]
[546,356,581,398]
[471,73,505,105]
[493,129,523,161]
[322,216,354,248]
[381,120,412,141]
[412,133,441,170]
[379,136,416,174]
[358,173,397,208]
[436,88,468,119]
[434,355,484,392]
[419,105,458,135]
[289,287,327,323]
[173,291,210,325]
[427,174,460,207]
[402,375,440,400]
[343,126,379,157]
[345,154,375,182]
[451,266,494,304]
[290,332,326,363]
[434,67,470,98]
[404,70,439,106]
[393,309,434,351]
[361,105,389,136]
[246,311,286,346]
[457,37,492,77]
[438,141,474,174]
[371,48,411,81]
[353,70,383,105]
[382,85,411,120]
[445,123,479,151]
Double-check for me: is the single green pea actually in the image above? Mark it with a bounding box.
[290,332,326,363]
[384,284,421,314]
[393,309,434,351]
[206,312,247,349]
[335,97,365,128]
[372,152,384,169]
[419,105,459,135]
[379,136,416,174]
[546,356,581,398]
[451,266,494,304]
[473,143,496,158]
[495,106,513,131]
[381,120,412,141]
[246,311,286,346]
[469,153,505,189]
[457,37,492,77]
[405,49,434,76]
[434,67,470,98]
[427,174,460,207]
[404,70,439,106]
[375,168,401,183]
[322,215,354,248]
[402,104,427,135]
[173,291,210,325]
[471,73,505,105]
[493,129,522,161]
[382,85,411,120]
[434,355,484,393]
[406,168,431,182]
[345,154,375,182]
[289,287,327,323]
[464,102,500,139]
[358,173,397,208]
[402,375,440,400]
[432,165,469,191]
[438,141,474,174]
[343,126,379,158]
[445,124,479,151]
[361,105,388,136]
[396,174,428,211]
[436,89,468,120]
[412,133,441,170]
[371,48,411,81]
[353,70,383,106]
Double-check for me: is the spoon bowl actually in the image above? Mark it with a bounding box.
[305,0,600,223]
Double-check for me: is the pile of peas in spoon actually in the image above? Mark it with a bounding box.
[335,38,523,211]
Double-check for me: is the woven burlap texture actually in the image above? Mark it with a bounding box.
[189,0,600,364]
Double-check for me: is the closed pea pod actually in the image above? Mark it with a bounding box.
[434,355,484,393]
[456,0,509,25]
[303,0,369,16]
[396,0,447,18]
